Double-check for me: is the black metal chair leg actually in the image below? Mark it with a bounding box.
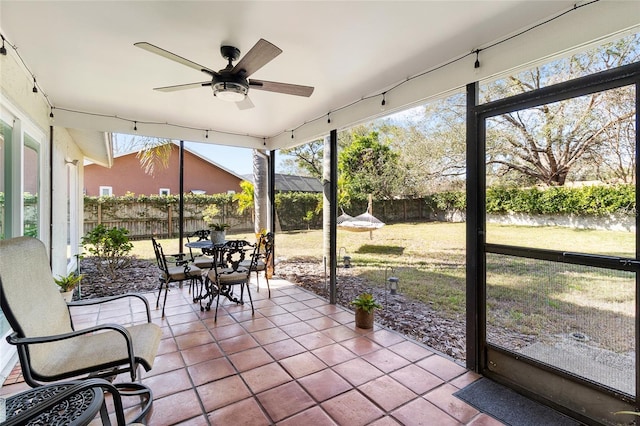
[214,284,222,322]
[161,282,169,317]
[113,382,153,425]
[155,279,164,309]
[265,273,271,298]
[246,284,254,316]
[192,276,202,303]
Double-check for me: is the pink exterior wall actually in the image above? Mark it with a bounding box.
[84,145,243,196]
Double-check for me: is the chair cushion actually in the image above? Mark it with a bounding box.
[193,256,214,269]
[240,259,266,271]
[30,322,162,378]
[207,268,249,285]
[162,264,202,281]
[0,237,74,337]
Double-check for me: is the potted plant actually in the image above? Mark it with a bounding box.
[53,272,83,302]
[350,292,382,329]
[202,204,230,244]
[209,222,230,244]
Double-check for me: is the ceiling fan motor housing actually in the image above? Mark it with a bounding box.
[220,45,241,62]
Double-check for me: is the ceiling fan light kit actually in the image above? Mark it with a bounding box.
[135,38,313,109]
[213,81,248,102]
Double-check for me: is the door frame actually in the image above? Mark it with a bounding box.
[466,61,640,424]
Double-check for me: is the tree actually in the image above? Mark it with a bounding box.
[585,85,636,184]
[482,33,639,186]
[396,96,467,194]
[279,124,375,179]
[279,140,324,179]
[486,93,633,186]
[234,180,255,215]
[338,130,402,203]
[114,134,173,176]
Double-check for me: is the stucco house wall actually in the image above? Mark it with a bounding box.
[84,143,243,196]
[1,41,108,379]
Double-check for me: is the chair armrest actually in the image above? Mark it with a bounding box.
[68,293,153,322]
[7,322,136,373]
[8,322,132,345]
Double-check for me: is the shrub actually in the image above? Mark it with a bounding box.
[82,224,134,279]
[486,184,635,216]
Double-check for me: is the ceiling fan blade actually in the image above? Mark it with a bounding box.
[249,79,314,97]
[135,42,217,76]
[236,96,255,110]
[154,81,212,92]
[232,39,282,78]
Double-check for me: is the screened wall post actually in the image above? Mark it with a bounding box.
[329,129,338,304]
[269,149,276,234]
[635,78,640,406]
[179,140,184,252]
[466,81,482,371]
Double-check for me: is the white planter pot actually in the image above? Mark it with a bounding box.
[210,230,226,244]
[61,290,74,302]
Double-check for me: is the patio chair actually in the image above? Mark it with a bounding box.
[186,229,215,269]
[152,237,204,315]
[0,237,161,393]
[242,232,275,298]
[203,240,258,321]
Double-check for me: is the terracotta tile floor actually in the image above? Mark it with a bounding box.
[0,277,507,425]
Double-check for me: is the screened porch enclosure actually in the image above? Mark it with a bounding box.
[468,61,640,424]
[486,249,636,396]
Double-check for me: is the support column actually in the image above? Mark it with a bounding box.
[323,130,338,304]
[253,149,269,234]
[178,140,184,252]
[466,82,483,371]
[269,150,276,233]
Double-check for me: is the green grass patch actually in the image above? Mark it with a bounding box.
[127,222,636,352]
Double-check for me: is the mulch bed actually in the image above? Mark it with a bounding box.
[78,256,533,362]
[78,257,160,299]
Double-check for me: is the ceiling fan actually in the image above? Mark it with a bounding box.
[134,39,314,109]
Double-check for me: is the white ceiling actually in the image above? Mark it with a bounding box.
[1,1,638,151]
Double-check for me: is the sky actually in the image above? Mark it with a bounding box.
[112,104,424,176]
[183,142,256,176]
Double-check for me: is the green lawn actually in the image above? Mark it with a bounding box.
[131,222,635,352]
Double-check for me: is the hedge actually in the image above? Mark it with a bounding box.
[78,184,636,238]
[83,192,324,233]
[428,184,636,216]
[486,185,635,216]
[274,192,323,230]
